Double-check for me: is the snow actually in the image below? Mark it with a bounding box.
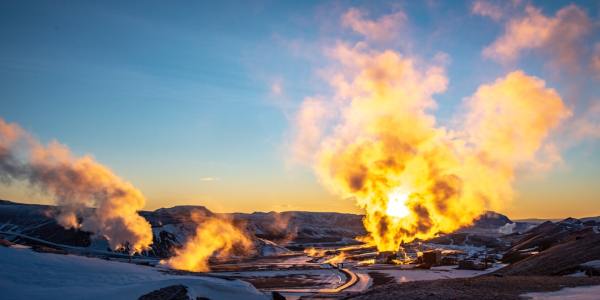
[280,254,314,264]
[256,238,292,256]
[522,285,600,299]
[422,243,486,257]
[153,223,187,245]
[566,271,587,277]
[215,269,342,279]
[0,246,269,300]
[581,260,600,268]
[498,223,516,234]
[355,264,506,283]
[593,226,599,234]
[215,268,346,292]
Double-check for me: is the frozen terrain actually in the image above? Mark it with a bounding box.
[355,263,507,284]
[0,246,268,300]
[522,285,600,299]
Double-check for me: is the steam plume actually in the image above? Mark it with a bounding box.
[0,118,152,253]
[292,41,569,251]
[163,213,252,272]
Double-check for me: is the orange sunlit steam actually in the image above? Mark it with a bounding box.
[0,118,153,253]
[324,252,347,265]
[304,247,327,257]
[292,38,569,251]
[163,213,253,272]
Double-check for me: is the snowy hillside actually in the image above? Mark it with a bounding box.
[231,211,366,246]
[0,199,530,260]
[0,246,269,300]
[0,200,291,259]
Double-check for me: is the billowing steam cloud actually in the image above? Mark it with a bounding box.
[0,118,152,253]
[482,3,592,73]
[291,13,570,252]
[163,212,252,272]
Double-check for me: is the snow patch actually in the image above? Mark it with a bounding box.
[498,223,516,234]
[354,264,506,284]
[0,246,268,300]
[522,285,600,300]
[581,260,600,269]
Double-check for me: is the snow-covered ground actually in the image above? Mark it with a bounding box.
[522,285,600,299]
[215,268,346,293]
[0,246,269,300]
[581,260,600,269]
[355,263,506,284]
[215,269,344,282]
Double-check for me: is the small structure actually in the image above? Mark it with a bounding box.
[458,259,488,270]
[375,251,397,264]
[441,254,459,266]
[422,250,442,266]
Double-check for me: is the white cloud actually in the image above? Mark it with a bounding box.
[483,4,592,72]
[200,177,220,182]
[471,0,504,21]
[341,8,406,42]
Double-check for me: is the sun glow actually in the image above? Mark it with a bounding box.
[386,189,411,219]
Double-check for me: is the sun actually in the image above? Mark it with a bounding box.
[386,188,411,219]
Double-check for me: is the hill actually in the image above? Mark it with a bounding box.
[496,218,600,275]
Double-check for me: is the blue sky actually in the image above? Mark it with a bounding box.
[1,0,599,218]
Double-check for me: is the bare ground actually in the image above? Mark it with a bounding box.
[366,272,395,287]
[342,275,600,300]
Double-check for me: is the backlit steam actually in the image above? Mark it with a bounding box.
[304,247,327,257]
[0,118,152,253]
[293,39,569,251]
[164,213,252,272]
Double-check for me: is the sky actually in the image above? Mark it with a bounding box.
[0,0,599,219]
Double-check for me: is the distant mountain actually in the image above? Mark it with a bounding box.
[231,211,366,247]
[0,199,554,258]
[423,211,541,249]
[472,211,513,228]
[581,216,600,223]
[0,200,290,258]
[142,205,214,225]
[514,215,600,223]
[0,200,366,258]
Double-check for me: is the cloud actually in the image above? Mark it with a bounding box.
[471,0,504,21]
[290,97,329,164]
[270,80,283,97]
[200,177,220,182]
[483,4,592,72]
[341,8,406,42]
[593,43,600,78]
[569,100,600,141]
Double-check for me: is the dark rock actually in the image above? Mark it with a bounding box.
[138,285,189,300]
